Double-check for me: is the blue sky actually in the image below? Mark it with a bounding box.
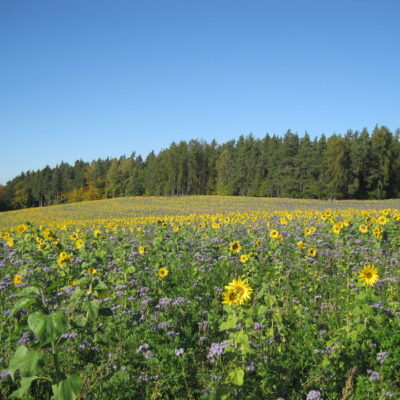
[1,0,399,184]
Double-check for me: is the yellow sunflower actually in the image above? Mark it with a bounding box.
[377,215,388,225]
[240,254,249,264]
[222,277,253,306]
[269,229,279,239]
[75,239,84,249]
[331,224,341,234]
[358,265,379,286]
[16,224,28,234]
[13,274,23,285]
[158,267,169,278]
[359,224,368,233]
[229,240,241,253]
[57,252,72,267]
[138,246,146,255]
[308,248,317,257]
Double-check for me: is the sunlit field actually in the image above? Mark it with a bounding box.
[1,196,400,399]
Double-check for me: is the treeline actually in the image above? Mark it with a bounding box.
[1,125,400,211]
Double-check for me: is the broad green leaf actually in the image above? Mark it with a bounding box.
[28,311,69,345]
[9,346,47,380]
[93,280,108,291]
[83,300,99,320]
[219,319,236,331]
[10,297,35,316]
[15,286,40,298]
[257,305,267,316]
[125,265,136,274]
[228,367,244,386]
[10,376,38,398]
[52,375,83,400]
[70,288,84,301]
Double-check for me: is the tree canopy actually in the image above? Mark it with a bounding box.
[1,125,400,211]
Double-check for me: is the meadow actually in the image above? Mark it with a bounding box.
[1,196,400,400]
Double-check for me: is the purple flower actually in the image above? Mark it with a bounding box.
[175,348,184,357]
[377,352,389,364]
[207,341,231,362]
[0,370,10,380]
[306,390,323,400]
[136,343,150,354]
[17,331,31,345]
[367,369,380,382]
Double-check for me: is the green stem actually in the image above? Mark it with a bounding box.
[52,340,62,381]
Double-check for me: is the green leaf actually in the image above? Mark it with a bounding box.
[125,265,136,274]
[83,300,99,320]
[265,294,277,308]
[28,311,69,345]
[9,346,47,380]
[15,286,40,298]
[10,297,35,316]
[228,367,244,386]
[70,288,84,301]
[10,376,38,398]
[321,358,330,368]
[215,384,230,400]
[219,319,236,331]
[52,375,82,400]
[93,280,108,291]
[257,305,267,316]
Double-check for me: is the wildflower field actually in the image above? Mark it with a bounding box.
[1,196,400,400]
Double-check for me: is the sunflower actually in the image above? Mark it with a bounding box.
[38,242,47,252]
[358,264,379,286]
[331,224,341,234]
[16,224,28,234]
[359,224,368,233]
[222,277,253,306]
[269,230,279,239]
[296,241,305,249]
[308,248,317,257]
[158,267,169,278]
[13,274,23,285]
[240,254,249,263]
[6,238,14,247]
[138,246,146,255]
[304,226,316,235]
[229,241,241,253]
[373,226,383,239]
[57,252,72,267]
[93,229,102,238]
[377,215,388,225]
[88,268,97,275]
[75,239,84,249]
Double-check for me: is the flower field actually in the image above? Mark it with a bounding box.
[1,196,400,399]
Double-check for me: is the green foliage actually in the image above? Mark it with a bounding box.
[2,207,400,398]
[28,312,69,346]
[3,125,400,212]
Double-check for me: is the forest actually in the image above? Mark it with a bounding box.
[1,125,399,211]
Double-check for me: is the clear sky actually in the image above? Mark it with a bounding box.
[1,0,399,185]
